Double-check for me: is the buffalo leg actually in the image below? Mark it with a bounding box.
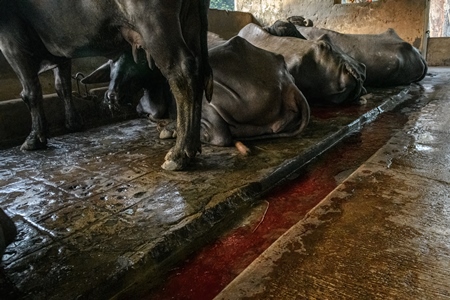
[4,55,49,150]
[19,72,48,150]
[141,22,205,171]
[0,18,48,150]
[161,55,203,171]
[53,61,83,132]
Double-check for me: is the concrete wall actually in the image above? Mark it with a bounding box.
[0,56,108,101]
[427,37,450,65]
[236,0,427,49]
[208,9,261,39]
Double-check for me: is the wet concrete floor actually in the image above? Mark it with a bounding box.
[215,68,450,299]
[144,108,412,300]
[0,68,447,299]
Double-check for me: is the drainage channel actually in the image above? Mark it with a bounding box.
[134,83,432,300]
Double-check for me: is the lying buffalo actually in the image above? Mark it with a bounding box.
[0,0,213,171]
[264,20,306,39]
[82,50,175,121]
[82,35,310,149]
[265,20,428,87]
[264,16,313,38]
[80,32,227,122]
[286,16,314,27]
[238,23,366,105]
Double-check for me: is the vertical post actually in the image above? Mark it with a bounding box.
[421,0,431,59]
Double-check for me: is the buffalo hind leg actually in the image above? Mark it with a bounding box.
[53,61,83,132]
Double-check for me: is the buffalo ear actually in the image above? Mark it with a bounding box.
[80,61,112,84]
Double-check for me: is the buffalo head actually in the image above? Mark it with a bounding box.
[238,23,366,106]
[287,16,314,27]
[81,52,174,119]
[264,20,305,39]
[299,35,367,105]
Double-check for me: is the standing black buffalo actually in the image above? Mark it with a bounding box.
[0,0,213,171]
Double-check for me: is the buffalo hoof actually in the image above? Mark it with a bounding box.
[0,209,17,259]
[161,159,184,171]
[162,157,189,171]
[20,132,47,150]
[162,149,191,171]
[157,120,177,139]
[159,128,177,139]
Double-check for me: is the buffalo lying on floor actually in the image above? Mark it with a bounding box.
[265,19,428,87]
[264,16,313,38]
[80,32,227,122]
[286,16,314,27]
[264,20,306,39]
[238,23,366,106]
[82,35,310,149]
[0,0,213,171]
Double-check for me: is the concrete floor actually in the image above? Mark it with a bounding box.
[0,68,448,299]
[215,68,450,299]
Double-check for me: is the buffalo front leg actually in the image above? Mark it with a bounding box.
[0,15,51,150]
[19,76,48,150]
[130,2,210,171]
[17,81,48,150]
[53,61,83,132]
[161,56,203,171]
[4,55,49,150]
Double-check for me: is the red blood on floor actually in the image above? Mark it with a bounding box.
[142,112,407,300]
